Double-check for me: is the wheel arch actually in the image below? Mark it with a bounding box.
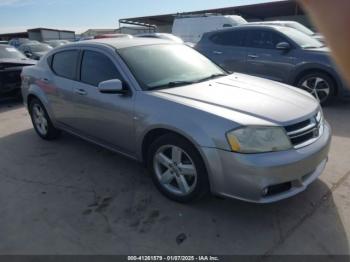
[27,94,39,108]
[25,84,55,121]
[140,127,207,166]
[293,67,339,96]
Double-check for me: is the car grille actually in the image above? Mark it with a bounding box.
[285,111,324,148]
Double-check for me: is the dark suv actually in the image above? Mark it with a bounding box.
[195,25,350,104]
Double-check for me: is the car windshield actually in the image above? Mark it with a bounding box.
[285,22,315,36]
[0,45,27,59]
[28,44,53,52]
[118,44,227,90]
[280,27,324,49]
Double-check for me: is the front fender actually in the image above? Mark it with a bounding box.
[134,93,236,161]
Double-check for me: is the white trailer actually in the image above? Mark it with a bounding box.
[172,14,247,44]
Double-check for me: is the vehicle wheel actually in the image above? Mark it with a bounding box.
[29,98,61,140]
[297,72,335,105]
[147,134,210,203]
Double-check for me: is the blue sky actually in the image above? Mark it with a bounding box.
[0,0,281,33]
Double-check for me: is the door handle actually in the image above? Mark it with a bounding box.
[248,54,259,59]
[213,50,223,55]
[74,88,87,96]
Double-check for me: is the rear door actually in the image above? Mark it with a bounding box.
[47,49,80,127]
[244,29,296,82]
[199,29,247,73]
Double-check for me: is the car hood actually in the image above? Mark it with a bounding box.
[153,74,319,124]
[0,58,36,68]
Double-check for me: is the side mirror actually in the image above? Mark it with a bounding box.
[98,79,128,95]
[276,42,291,51]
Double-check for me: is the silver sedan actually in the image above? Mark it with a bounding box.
[21,38,331,203]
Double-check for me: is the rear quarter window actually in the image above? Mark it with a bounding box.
[51,50,79,80]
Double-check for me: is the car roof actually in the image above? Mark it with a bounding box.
[249,21,296,25]
[64,37,175,50]
[204,24,289,36]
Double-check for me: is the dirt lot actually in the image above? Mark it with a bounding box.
[0,99,350,256]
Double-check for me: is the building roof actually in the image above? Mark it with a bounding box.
[120,0,303,28]
[27,28,75,33]
[0,31,28,40]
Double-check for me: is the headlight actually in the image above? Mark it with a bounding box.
[226,126,292,153]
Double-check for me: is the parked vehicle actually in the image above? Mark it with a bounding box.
[94,34,132,39]
[78,36,95,41]
[172,14,247,44]
[18,43,53,60]
[0,45,36,96]
[196,25,350,104]
[136,33,183,43]
[9,38,39,48]
[249,21,325,43]
[45,40,70,48]
[22,39,331,203]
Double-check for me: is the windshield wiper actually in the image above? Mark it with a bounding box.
[148,81,195,90]
[147,73,227,91]
[194,73,227,83]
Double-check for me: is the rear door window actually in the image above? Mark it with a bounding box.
[51,50,79,80]
[80,50,122,87]
[210,30,246,46]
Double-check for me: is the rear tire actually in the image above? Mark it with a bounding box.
[29,98,61,140]
[297,72,335,105]
[147,134,210,203]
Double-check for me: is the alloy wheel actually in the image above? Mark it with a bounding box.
[32,104,48,136]
[300,77,331,104]
[153,145,198,196]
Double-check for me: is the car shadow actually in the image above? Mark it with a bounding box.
[0,128,348,255]
[0,96,23,113]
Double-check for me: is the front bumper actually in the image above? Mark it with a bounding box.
[0,69,22,94]
[202,121,332,203]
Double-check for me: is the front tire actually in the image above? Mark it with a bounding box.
[29,98,61,140]
[147,134,210,203]
[297,72,335,105]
